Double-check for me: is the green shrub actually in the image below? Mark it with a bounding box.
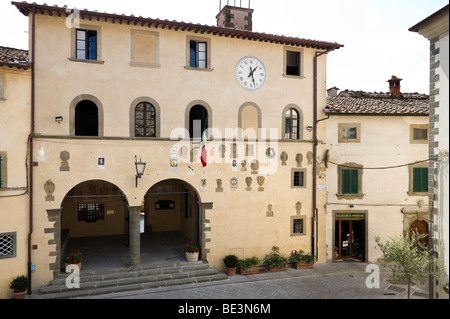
[223,254,239,268]
[263,246,288,268]
[9,275,29,293]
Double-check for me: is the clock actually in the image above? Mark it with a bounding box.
[235,56,267,91]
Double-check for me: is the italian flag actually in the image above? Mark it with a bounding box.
[200,121,207,167]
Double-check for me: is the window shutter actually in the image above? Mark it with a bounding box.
[413,167,428,192]
[342,168,358,194]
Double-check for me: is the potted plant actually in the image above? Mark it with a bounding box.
[9,275,29,299]
[289,250,315,269]
[223,254,239,276]
[263,246,288,272]
[64,251,83,270]
[185,241,200,262]
[239,256,260,275]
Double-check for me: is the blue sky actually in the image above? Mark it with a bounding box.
[1,0,447,93]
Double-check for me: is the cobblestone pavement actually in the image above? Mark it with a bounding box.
[97,262,429,300]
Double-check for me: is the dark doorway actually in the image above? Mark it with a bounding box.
[75,100,99,136]
[335,218,365,261]
[189,105,208,139]
[410,220,428,247]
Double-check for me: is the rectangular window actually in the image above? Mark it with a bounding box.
[413,128,428,141]
[342,127,357,140]
[412,167,428,193]
[338,123,361,143]
[286,51,300,76]
[78,203,105,223]
[76,29,97,60]
[190,40,207,69]
[0,232,16,259]
[290,216,306,236]
[410,124,428,144]
[293,171,304,187]
[293,219,304,234]
[342,169,359,194]
[291,168,306,188]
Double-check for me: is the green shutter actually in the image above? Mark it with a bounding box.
[413,167,428,193]
[342,168,358,194]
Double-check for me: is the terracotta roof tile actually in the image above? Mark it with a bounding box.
[325,90,429,115]
[0,46,30,69]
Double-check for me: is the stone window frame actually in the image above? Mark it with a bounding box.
[408,161,428,196]
[185,35,213,72]
[336,162,364,200]
[69,94,104,137]
[338,123,361,143]
[0,231,17,259]
[410,124,428,144]
[281,104,304,141]
[290,215,306,236]
[0,73,5,100]
[283,46,305,79]
[0,151,6,189]
[68,24,104,64]
[129,96,161,138]
[291,168,307,189]
[130,29,160,68]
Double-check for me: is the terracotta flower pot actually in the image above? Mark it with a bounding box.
[13,291,27,299]
[293,262,314,269]
[239,265,259,275]
[226,267,237,276]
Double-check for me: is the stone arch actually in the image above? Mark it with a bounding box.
[129,96,161,137]
[69,94,104,136]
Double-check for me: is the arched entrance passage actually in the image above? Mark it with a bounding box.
[140,179,201,263]
[60,180,130,272]
[410,220,428,247]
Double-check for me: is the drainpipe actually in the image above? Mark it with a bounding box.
[312,49,331,260]
[28,3,36,294]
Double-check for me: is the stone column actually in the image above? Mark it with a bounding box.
[128,206,141,268]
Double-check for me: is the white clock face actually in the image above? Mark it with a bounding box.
[235,56,267,91]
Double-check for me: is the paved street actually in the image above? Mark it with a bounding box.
[90,262,429,300]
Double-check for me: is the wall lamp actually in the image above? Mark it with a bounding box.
[55,116,63,123]
[135,155,146,187]
[306,126,313,132]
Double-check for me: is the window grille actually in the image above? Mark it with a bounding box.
[293,219,304,234]
[0,232,16,259]
[78,203,105,223]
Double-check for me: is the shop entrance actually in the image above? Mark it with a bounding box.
[334,213,366,261]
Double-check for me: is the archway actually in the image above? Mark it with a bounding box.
[410,220,428,247]
[75,100,99,136]
[60,180,129,272]
[140,179,201,263]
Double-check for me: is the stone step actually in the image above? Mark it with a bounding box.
[31,261,228,299]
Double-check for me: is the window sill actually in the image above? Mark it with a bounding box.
[68,58,105,65]
[130,62,161,69]
[282,74,305,79]
[336,193,365,200]
[184,66,214,72]
[407,191,428,196]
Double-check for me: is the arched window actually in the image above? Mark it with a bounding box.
[135,102,156,137]
[75,100,99,136]
[284,108,299,140]
[189,105,208,139]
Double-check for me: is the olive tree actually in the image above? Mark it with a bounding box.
[375,231,443,299]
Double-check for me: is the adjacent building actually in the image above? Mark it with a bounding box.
[409,4,449,299]
[325,77,429,263]
[0,46,31,297]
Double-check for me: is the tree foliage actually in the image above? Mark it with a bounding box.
[375,230,444,299]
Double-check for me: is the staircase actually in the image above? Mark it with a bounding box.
[30,261,228,299]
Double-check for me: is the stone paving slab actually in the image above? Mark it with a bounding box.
[87,262,429,300]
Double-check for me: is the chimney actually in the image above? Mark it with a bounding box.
[216,1,254,31]
[387,75,402,98]
[327,87,340,98]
